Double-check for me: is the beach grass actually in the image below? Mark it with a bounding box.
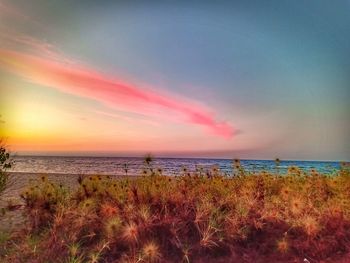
[1,161,350,262]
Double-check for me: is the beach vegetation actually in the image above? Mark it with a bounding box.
[1,161,350,262]
[0,141,13,195]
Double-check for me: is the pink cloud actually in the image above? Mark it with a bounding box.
[0,48,234,138]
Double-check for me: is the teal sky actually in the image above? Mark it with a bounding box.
[0,0,349,160]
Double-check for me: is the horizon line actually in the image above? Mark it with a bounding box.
[12,152,347,163]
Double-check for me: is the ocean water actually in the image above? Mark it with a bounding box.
[10,156,341,176]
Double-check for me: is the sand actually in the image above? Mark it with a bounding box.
[0,172,137,231]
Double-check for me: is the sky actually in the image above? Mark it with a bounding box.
[0,0,349,160]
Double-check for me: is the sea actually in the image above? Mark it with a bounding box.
[10,156,341,176]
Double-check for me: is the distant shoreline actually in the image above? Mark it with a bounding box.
[12,155,346,162]
[7,171,139,177]
[9,157,342,176]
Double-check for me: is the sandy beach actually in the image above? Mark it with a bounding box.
[0,172,137,231]
[0,173,77,231]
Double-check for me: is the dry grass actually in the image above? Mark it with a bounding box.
[1,162,350,262]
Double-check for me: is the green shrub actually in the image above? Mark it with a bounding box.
[0,142,13,195]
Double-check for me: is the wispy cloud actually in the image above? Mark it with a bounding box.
[0,0,234,138]
[0,48,234,138]
[1,33,65,60]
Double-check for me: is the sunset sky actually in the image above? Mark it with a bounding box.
[0,0,349,160]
